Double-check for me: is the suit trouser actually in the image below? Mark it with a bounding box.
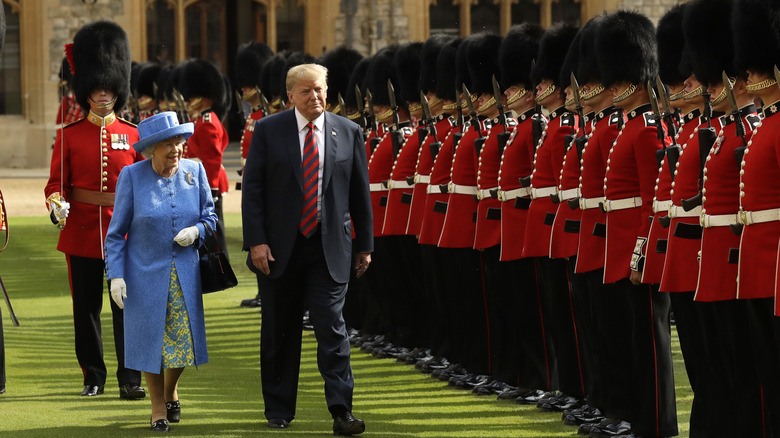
[745,298,780,437]
[343,247,368,331]
[482,245,520,383]
[620,280,677,438]
[419,244,452,360]
[66,255,140,387]
[258,229,354,421]
[536,256,585,398]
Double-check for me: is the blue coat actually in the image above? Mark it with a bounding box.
[105,159,217,373]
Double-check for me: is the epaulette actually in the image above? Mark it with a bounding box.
[62,117,86,129]
[117,117,137,127]
[560,112,575,127]
[746,114,761,130]
[203,112,212,122]
[643,113,657,127]
[609,112,622,126]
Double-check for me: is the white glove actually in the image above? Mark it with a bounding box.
[110,278,127,310]
[47,193,70,223]
[174,225,200,247]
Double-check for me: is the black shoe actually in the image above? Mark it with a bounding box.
[302,311,314,331]
[240,297,262,308]
[496,386,529,400]
[0,386,5,395]
[150,419,170,432]
[474,380,511,395]
[589,419,631,437]
[539,393,583,412]
[119,384,146,400]
[515,389,555,405]
[267,418,290,429]
[81,385,104,396]
[166,400,181,423]
[333,411,365,436]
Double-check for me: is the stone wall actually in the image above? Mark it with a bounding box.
[334,0,410,56]
[620,0,682,25]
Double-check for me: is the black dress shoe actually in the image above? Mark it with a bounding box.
[0,386,5,395]
[539,393,583,412]
[496,386,529,400]
[80,385,104,396]
[589,419,631,437]
[119,384,146,400]
[267,418,290,429]
[151,419,170,432]
[166,400,181,423]
[515,389,555,405]
[333,411,365,436]
[240,297,262,308]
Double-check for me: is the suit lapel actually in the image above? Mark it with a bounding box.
[285,110,304,191]
[322,113,337,194]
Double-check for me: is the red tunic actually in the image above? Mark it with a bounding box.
[499,109,540,261]
[439,119,487,248]
[603,104,662,283]
[575,108,622,273]
[186,110,229,194]
[407,115,454,235]
[643,111,702,284]
[659,115,721,292]
[521,108,577,258]
[381,124,417,235]
[696,107,760,301]
[45,112,141,259]
[240,106,264,164]
[549,116,584,259]
[418,124,461,245]
[368,129,393,238]
[474,114,517,250]
[738,102,780,304]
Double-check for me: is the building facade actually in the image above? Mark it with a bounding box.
[0,0,680,169]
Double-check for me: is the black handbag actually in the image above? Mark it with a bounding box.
[199,222,238,293]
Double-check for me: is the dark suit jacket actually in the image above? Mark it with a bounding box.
[242,109,373,283]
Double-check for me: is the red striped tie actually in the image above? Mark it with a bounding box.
[300,122,319,237]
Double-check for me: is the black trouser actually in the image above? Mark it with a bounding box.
[419,244,452,360]
[588,271,631,420]
[567,258,594,398]
[381,235,426,349]
[66,255,140,387]
[0,303,5,390]
[343,246,367,331]
[482,245,519,383]
[620,280,677,438]
[440,247,489,375]
[359,236,391,337]
[213,193,228,259]
[536,256,585,398]
[745,298,780,437]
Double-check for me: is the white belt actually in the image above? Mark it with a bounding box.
[448,183,479,196]
[415,174,430,184]
[369,182,387,192]
[531,186,558,199]
[388,179,415,189]
[701,213,738,228]
[579,196,606,210]
[602,196,642,212]
[426,184,449,194]
[558,188,580,201]
[653,200,673,214]
[498,187,532,202]
[738,208,780,225]
[477,186,499,201]
[669,204,701,218]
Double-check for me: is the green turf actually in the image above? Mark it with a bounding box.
[0,213,691,436]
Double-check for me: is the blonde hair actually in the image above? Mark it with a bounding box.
[286,63,328,92]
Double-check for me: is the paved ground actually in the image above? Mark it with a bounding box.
[0,167,243,218]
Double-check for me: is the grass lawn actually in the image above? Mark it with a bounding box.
[0,213,691,437]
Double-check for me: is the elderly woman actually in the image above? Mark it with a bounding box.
[105,111,217,432]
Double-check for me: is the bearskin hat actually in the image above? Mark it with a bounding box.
[136,62,162,98]
[465,33,503,96]
[500,23,543,90]
[394,42,424,104]
[420,34,453,94]
[235,42,273,89]
[559,29,583,91]
[436,38,461,101]
[130,61,143,95]
[260,51,289,102]
[70,21,132,113]
[345,56,371,111]
[531,23,578,86]
[154,65,172,102]
[596,10,657,88]
[317,46,363,106]
[656,4,688,86]
[576,16,604,85]
[179,59,227,117]
[59,56,74,89]
[684,0,736,86]
[733,0,780,75]
[367,45,402,107]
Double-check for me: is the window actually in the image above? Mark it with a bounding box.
[429,0,459,37]
[551,0,581,26]
[276,0,303,52]
[146,0,175,65]
[471,0,500,34]
[0,1,21,115]
[186,0,227,70]
[511,0,541,26]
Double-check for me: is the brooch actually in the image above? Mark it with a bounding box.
[185,172,195,185]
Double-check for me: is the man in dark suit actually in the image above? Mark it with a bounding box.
[242,63,373,436]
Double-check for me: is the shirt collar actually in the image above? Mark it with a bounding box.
[294,107,325,133]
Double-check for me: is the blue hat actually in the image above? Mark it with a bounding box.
[133,111,194,153]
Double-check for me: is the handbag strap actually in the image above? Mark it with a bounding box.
[200,222,222,253]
